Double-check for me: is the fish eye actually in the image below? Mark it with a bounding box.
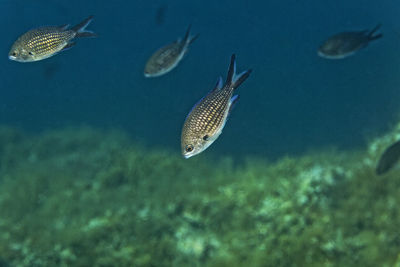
[11,52,17,56]
[203,135,209,141]
[185,144,194,152]
[28,52,33,56]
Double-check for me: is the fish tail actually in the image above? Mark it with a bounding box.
[182,24,199,45]
[182,24,192,44]
[71,15,97,38]
[368,24,383,41]
[188,33,199,45]
[226,54,252,91]
[369,33,383,41]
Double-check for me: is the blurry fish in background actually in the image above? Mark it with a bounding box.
[43,62,60,80]
[318,24,382,59]
[144,25,198,77]
[181,54,252,159]
[9,16,96,63]
[155,5,168,26]
[376,140,400,175]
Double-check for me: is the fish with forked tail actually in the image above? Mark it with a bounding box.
[144,25,198,77]
[318,24,382,59]
[181,54,252,158]
[9,16,96,62]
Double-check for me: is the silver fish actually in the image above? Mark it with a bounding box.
[144,25,198,77]
[9,16,96,63]
[181,54,252,158]
[318,24,382,59]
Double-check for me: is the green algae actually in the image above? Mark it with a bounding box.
[0,125,400,266]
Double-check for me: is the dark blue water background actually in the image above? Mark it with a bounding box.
[1,0,400,159]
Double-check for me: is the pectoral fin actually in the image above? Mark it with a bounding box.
[228,94,239,114]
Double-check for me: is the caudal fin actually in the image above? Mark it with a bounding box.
[182,24,199,46]
[71,15,97,38]
[226,54,252,91]
[368,24,382,41]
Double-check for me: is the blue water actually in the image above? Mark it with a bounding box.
[1,0,400,159]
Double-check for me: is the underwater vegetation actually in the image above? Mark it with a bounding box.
[0,125,400,267]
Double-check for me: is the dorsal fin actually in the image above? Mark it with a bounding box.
[212,76,223,92]
[58,24,70,31]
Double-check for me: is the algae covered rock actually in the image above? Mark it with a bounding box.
[0,125,399,266]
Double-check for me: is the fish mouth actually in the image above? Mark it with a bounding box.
[317,50,349,60]
[144,67,172,78]
[317,50,328,58]
[8,55,33,63]
[182,151,196,159]
[143,71,164,78]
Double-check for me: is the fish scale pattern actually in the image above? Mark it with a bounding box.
[22,27,74,56]
[184,86,232,138]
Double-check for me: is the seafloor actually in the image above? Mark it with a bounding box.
[0,124,399,267]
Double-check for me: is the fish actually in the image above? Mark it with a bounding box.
[9,16,96,63]
[144,25,198,77]
[181,54,252,159]
[376,140,400,175]
[155,5,167,26]
[318,24,382,59]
